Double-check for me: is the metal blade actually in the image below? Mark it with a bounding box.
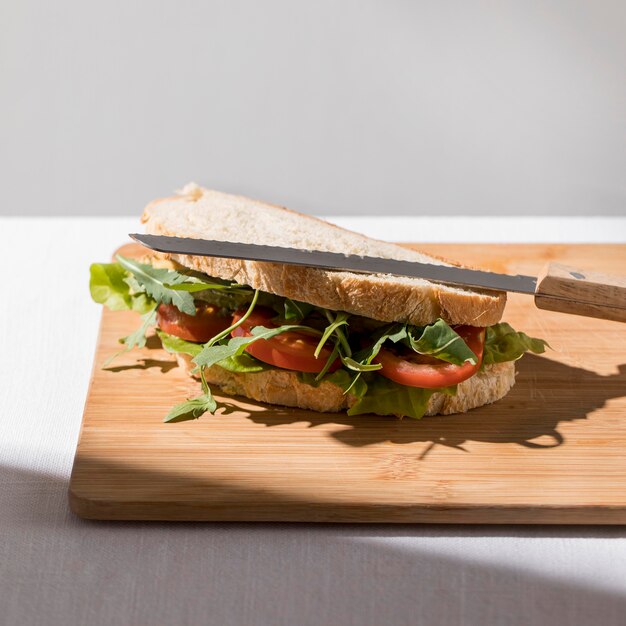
[129,233,537,294]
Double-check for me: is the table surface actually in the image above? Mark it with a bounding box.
[3,216,626,626]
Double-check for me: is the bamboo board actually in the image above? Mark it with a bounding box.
[70,243,626,523]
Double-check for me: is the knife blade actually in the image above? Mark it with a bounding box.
[129,233,626,322]
[129,233,536,294]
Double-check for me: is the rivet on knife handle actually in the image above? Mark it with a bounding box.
[535,263,626,323]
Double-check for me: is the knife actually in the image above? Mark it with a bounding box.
[130,233,626,323]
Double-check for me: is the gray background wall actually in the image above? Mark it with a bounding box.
[1,0,625,217]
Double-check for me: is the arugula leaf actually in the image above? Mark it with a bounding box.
[406,319,478,365]
[164,370,216,423]
[119,307,158,351]
[165,282,224,293]
[193,289,261,367]
[195,290,254,311]
[89,263,154,313]
[194,324,322,368]
[342,323,406,393]
[193,288,323,371]
[315,343,341,381]
[340,356,383,372]
[193,337,250,368]
[116,255,196,315]
[284,299,315,322]
[164,394,217,423]
[166,276,252,295]
[104,306,158,366]
[347,376,456,420]
[157,329,271,372]
[483,323,549,364]
[315,311,350,358]
[352,324,407,363]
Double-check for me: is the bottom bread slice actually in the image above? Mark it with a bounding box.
[175,353,516,416]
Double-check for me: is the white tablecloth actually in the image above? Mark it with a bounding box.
[2,216,626,626]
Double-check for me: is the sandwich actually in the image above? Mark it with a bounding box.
[89,183,547,422]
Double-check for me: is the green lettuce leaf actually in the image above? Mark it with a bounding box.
[318,369,368,398]
[301,369,454,420]
[89,262,154,313]
[157,329,203,357]
[215,354,272,373]
[347,376,456,420]
[483,323,549,364]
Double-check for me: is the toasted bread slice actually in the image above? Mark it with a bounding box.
[141,184,506,326]
[175,353,516,416]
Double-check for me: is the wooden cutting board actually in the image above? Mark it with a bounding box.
[70,243,626,523]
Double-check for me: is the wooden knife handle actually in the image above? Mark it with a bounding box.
[535,263,626,322]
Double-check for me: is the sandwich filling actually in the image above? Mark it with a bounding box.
[90,254,548,422]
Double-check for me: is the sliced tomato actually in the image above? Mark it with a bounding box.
[231,307,340,373]
[374,325,485,388]
[156,303,231,343]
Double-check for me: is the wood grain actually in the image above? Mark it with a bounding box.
[70,244,626,523]
[535,262,626,322]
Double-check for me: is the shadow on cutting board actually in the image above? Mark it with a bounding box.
[104,358,178,374]
[236,354,626,454]
[103,337,626,456]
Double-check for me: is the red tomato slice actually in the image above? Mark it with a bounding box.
[157,303,231,343]
[373,325,485,388]
[231,307,340,373]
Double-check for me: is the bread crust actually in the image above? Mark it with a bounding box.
[175,353,516,417]
[141,186,506,327]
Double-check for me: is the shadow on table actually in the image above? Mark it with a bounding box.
[2,463,626,626]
